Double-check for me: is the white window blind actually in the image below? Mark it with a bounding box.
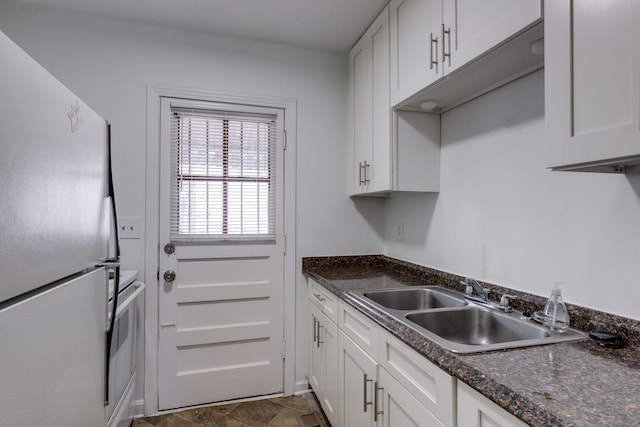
[169,106,277,241]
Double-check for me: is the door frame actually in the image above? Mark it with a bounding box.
[144,84,297,415]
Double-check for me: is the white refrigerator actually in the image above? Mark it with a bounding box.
[0,29,119,426]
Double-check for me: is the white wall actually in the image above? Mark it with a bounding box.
[0,0,384,408]
[385,70,640,321]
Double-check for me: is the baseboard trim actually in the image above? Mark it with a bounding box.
[294,381,311,395]
[129,399,145,419]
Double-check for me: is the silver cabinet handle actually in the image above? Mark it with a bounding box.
[363,161,371,184]
[312,316,318,343]
[363,374,373,412]
[374,382,384,422]
[163,270,176,282]
[313,293,326,303]
[429,33,438,71]
[359,161,371,186]
[442,24,451,65]
[316,323,324,348]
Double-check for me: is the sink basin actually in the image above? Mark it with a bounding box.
[347,286,586,353]
[361,287,467,311]
[404,307,585,353]
[407,307,549,344]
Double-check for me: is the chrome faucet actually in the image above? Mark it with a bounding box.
[462,277,488,301]
[462,277,516,313]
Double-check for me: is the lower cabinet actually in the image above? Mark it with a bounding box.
[457,381,528,427]
[378,368,445,427]
[308,282,532,427]
[308,301,338,426]
[336,301,451,427]
[338,331,377,427]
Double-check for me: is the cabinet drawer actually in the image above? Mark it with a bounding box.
[377,328,455,427]
[338,300,378,358]
[308,278,338,323]
[457,380,528,427]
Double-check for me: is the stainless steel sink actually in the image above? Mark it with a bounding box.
[361,286,467,311]
[348,286,586,353]
[407,307,549,345]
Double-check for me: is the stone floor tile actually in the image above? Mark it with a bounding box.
[227,399,284,427]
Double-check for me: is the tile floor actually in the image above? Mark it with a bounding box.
[132,393,329,427]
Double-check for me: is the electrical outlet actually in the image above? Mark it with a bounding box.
[119,217,141,239]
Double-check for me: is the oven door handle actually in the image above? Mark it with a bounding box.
[114,282,145,319]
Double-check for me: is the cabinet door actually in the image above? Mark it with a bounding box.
[390,0,443,106]
[377,328,454,426]
[321,314,339,426]
[348,6,391,195]
[545,0,640,170]
[309,302,338,426]
[443,0,541,74]
[367,6,392,194]
[349,35,372,195]
[308,302,324,395]
[338,331,377,427]
[377,368,445,427]
[457,381,528,427]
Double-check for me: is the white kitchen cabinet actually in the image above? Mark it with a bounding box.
[457,381,528,427]
[310,281,534,427]
[389,0,443,107]
[377,328,455,426]
[338,329,445,427]
[545,0,640,172]
[309,278,338,323]
[335,300,452,427]
[349,5,392,195]
[349,5,440,196]
[390,0,542,107]
[377,367,445,427]
[308,290,338,425]
[338,331,378,427]
[338,300,378,355]
[443,0,542,75]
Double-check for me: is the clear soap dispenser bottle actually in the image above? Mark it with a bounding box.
[543,282,569,332]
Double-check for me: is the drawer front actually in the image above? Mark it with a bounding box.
[377,328,455,427]
[457,380,528,427]
[308,278,338,323]
[338,300,378,358]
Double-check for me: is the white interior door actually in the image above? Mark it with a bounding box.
[157,97,285,410]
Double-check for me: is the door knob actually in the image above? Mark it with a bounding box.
[163,270,176,282]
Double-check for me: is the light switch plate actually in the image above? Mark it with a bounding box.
[119,217,141,239]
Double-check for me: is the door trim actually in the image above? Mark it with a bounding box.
[145,84,297,415]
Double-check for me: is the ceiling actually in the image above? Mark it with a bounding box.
[8,0,389,52]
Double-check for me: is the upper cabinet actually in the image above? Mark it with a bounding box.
[443,0,542,74]
[545,0,640,172]
[390,0,543,109]
[389,0,443,106]
[348,5,441,196]
[349,6,393,195]
[348,1,545,196]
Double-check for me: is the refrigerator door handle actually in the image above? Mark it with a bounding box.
[103,123,121,407]
[106,123,121,264]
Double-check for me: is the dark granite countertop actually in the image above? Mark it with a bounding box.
[303,255,640,427]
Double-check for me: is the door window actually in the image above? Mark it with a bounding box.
[169,107,277,241]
